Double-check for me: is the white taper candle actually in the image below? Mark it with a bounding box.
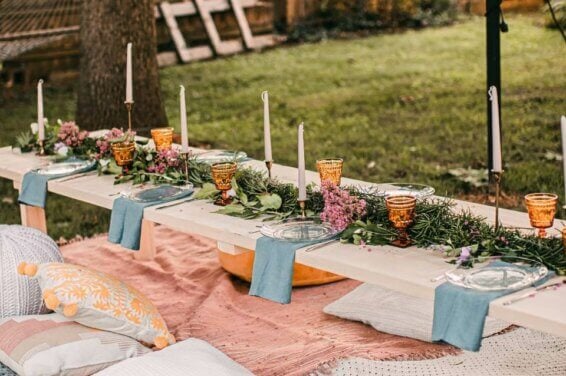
[262,91,272,161]
[126,43,133,103]
[37,79,45,141]
[489,86,502,173]
[180,85,188,153]
[561,115,566,203]
[297,122,307,201]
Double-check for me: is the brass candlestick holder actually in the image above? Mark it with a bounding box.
[316,158,343,186]
[386,195,416,248]
[37,140,45,156]
[492,171,503,231]
[562,228,566,254]
[265,160,273,180]
[524,193,558,238]
[151,127,174,151]
[298,200,307,219]
[180,151,190,185]
[125,101,134,134]
[211,162,237,206]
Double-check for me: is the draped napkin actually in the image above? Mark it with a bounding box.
[432,261,553,351]
[108,197,155,250]
[18,172,52,208]
[249,236,314,304]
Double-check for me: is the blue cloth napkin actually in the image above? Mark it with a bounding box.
[432,261,553,351]
[18,172,51,208]
[249,236,314,304]
[108,187,194,251]
[108,197,157,250]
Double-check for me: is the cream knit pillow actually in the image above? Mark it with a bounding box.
[0,225,63,318]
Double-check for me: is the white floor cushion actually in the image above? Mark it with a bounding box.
[323,283,510,343]
[95,338,253,376]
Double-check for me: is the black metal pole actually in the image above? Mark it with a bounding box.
[486,0,502,173]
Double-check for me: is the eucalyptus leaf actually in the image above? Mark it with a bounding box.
[215,204,246,216]
[258,193,282,210]
[195,183,219,199]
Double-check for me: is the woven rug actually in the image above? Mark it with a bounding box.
[60,226,456,376]
[0,363,15,376]
[329,328,566,375]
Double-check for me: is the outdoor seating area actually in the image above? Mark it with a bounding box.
[1,1,566,375]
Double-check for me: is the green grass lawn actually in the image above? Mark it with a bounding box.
[1,14,564,240]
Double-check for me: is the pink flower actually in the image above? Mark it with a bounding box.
[57,121,88,148]
[320,181,366,231]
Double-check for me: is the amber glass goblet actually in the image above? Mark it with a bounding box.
[151,127,174,151]
[386,195,417,248]
[111,142,135,167]
[211,162,237,206]
[524,193,558,238]
[316,158,343,186]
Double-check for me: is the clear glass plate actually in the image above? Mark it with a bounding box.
[376,183,435,199]
[445,265,548,291]
[34,159,96,178]
[195,150,248,164]
[124,184,194,203]
[261,219,339,243]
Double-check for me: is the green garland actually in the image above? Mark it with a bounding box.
[15,123,565,275]
[170,165,566,275]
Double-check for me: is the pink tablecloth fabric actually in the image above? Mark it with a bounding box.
[61,226,456,375]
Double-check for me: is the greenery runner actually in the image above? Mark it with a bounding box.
[15,125,566,275]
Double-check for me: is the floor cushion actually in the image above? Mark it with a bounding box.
[0,225,63,318]
[18,262,175,349]
[323,283,510,343]
[0,313,150,376]
[95,338,253,376]
[0,363,15,376]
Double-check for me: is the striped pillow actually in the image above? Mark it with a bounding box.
[0,313,150,376]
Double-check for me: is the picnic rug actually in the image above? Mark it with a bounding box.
[58,225,456,375]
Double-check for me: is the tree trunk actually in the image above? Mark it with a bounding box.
[77,0,167,133]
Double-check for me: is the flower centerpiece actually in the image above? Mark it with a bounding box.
[16,119,96,159]
[320,181,366,231]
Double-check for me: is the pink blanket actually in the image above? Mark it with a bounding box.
[61,226,455,375]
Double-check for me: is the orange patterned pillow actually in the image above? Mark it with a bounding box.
[18,262,175,349]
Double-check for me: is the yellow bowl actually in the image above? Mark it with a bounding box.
[217,248,345,287]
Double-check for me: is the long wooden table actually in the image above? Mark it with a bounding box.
[1,146,565,340]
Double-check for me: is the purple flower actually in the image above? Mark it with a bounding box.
[320,181,366,231]
[57,121,88,148]
[458,246,472,263]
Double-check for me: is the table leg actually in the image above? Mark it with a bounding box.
[20,204,47,233]
[14,181,47,233]
[135,219,156,261]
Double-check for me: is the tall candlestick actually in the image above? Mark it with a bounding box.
[297,122,306,201]
[561,116,566,206]
[262,91,272,162]
[125,43,133,103]
[180,85,188,153]
[489,86,502,173]
[37,79,45,142]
